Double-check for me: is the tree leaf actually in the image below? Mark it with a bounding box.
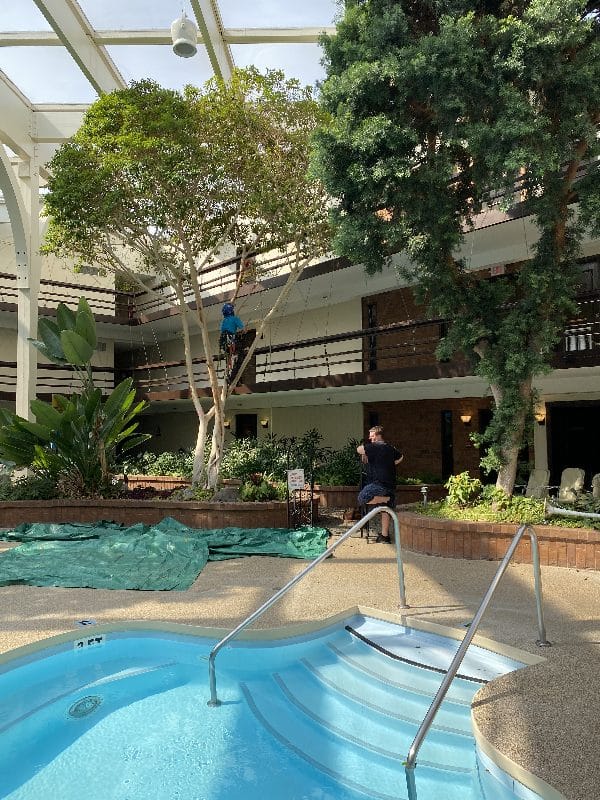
[56,303,77,332]
[60,330,94,366]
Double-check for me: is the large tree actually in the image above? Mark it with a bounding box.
[43,68,330,487]
[313,0,600,493]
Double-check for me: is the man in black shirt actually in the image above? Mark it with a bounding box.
[357,426,403,543]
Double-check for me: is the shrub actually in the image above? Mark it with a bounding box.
[0,474,59,501]
[239,478,287,502]
[445,472,482,506]
[314,439,361,485]
[119,449,194,479]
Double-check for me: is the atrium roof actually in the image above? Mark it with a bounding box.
[0,1,339,165]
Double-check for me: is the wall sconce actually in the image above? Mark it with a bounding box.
[223,418,231,429]
[460,413,472,425]
[260,419,269,429]
[534,410,546,425]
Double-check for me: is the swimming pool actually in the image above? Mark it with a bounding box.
[0,613,542,800]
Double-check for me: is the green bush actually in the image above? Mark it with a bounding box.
[314,438,361,485]
[239,478,287,502]
[0,474,59,501]
[445,472,483,506]
[119,449,194,479]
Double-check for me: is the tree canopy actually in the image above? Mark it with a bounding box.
[43,68,331,486]
[313,0,600,491]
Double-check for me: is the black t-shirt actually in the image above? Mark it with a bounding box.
[364,441,402,490]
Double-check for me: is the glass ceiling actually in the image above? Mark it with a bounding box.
[0,0,340,105]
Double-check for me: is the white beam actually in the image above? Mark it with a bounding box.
[33,0,125,95]
[190,0,234,80]
[1,27,337,47]
[225,27,336,44]
[0,73,34,160]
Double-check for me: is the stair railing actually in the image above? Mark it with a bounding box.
[404,523,551,799]
[207,506,408,707]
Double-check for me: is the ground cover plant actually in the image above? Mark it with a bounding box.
[411,471,600,529]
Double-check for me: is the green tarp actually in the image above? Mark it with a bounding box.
[0,517,329,591]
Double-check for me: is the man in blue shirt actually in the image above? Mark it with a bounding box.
[219,302,246,379]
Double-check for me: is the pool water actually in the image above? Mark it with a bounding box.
[0,615,539,800]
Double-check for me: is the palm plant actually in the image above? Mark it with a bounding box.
[0,299,150,497]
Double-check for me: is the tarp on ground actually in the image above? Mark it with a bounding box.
[0,516,329,591]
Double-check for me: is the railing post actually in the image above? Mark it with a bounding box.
[207,506,407,707]
[405,523,550,771]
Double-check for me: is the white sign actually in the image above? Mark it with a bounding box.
[287,469,305,490]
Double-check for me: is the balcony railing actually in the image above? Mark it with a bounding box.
[122,296,600,399]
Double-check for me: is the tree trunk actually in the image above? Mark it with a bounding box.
[192,414,208,485]
[491,377,531,496]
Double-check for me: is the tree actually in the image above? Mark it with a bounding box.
[0,298,149,496]
[313,0,600,493]
[43,68,331,488]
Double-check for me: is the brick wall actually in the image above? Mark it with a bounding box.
[363,398,491,480]
[398,510,600,570]
[0,500,290,530]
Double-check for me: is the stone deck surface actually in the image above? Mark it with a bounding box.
[0,512,598,800]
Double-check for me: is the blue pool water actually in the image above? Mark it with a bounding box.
[0,614,540,800]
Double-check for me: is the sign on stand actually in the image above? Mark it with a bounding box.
[286,468,313,528]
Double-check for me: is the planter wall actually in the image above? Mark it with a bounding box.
[397,510,600,571]
[0,499,290,530]
[315,484,447,509]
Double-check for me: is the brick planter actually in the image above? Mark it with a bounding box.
[0,499,290,530]
[397,510,600,571]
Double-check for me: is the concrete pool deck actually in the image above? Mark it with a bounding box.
[0,520,598,800]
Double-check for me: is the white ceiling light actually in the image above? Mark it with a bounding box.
[171,12,198,58]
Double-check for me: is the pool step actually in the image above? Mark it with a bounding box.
[242,674,478,800]
[301,650,473,735]
[330,630,482,705]
[275,663,475,769]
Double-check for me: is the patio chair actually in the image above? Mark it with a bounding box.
[518,468,550,499]
[552,467,586,503]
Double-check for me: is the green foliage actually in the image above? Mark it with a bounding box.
[239,478,287,502]
[414,496,546,525]
[220,436,289,482]
[0,300,150,497]
[445,472,483,507]
[0,474,58,501]
[119,449,194,479]
[315,438,361,485]
[314,1,600,490]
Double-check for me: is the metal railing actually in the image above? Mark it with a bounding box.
[404,523,550,798]
[207,505,408,707]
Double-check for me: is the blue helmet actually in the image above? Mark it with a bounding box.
[222,302,235,317]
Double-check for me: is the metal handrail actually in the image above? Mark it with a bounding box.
[404,523,550,796]
[207,506,408,707]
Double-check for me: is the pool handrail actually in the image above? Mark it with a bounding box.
[207,505,407,707]
[404,522,550,791]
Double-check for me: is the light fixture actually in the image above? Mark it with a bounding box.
[171,12,198,58]
[460,413,472,425]
[534,409,546,425]
[260,418,269,429]
[223,418,231,429]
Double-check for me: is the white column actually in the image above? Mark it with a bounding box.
[15,154,41,420]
